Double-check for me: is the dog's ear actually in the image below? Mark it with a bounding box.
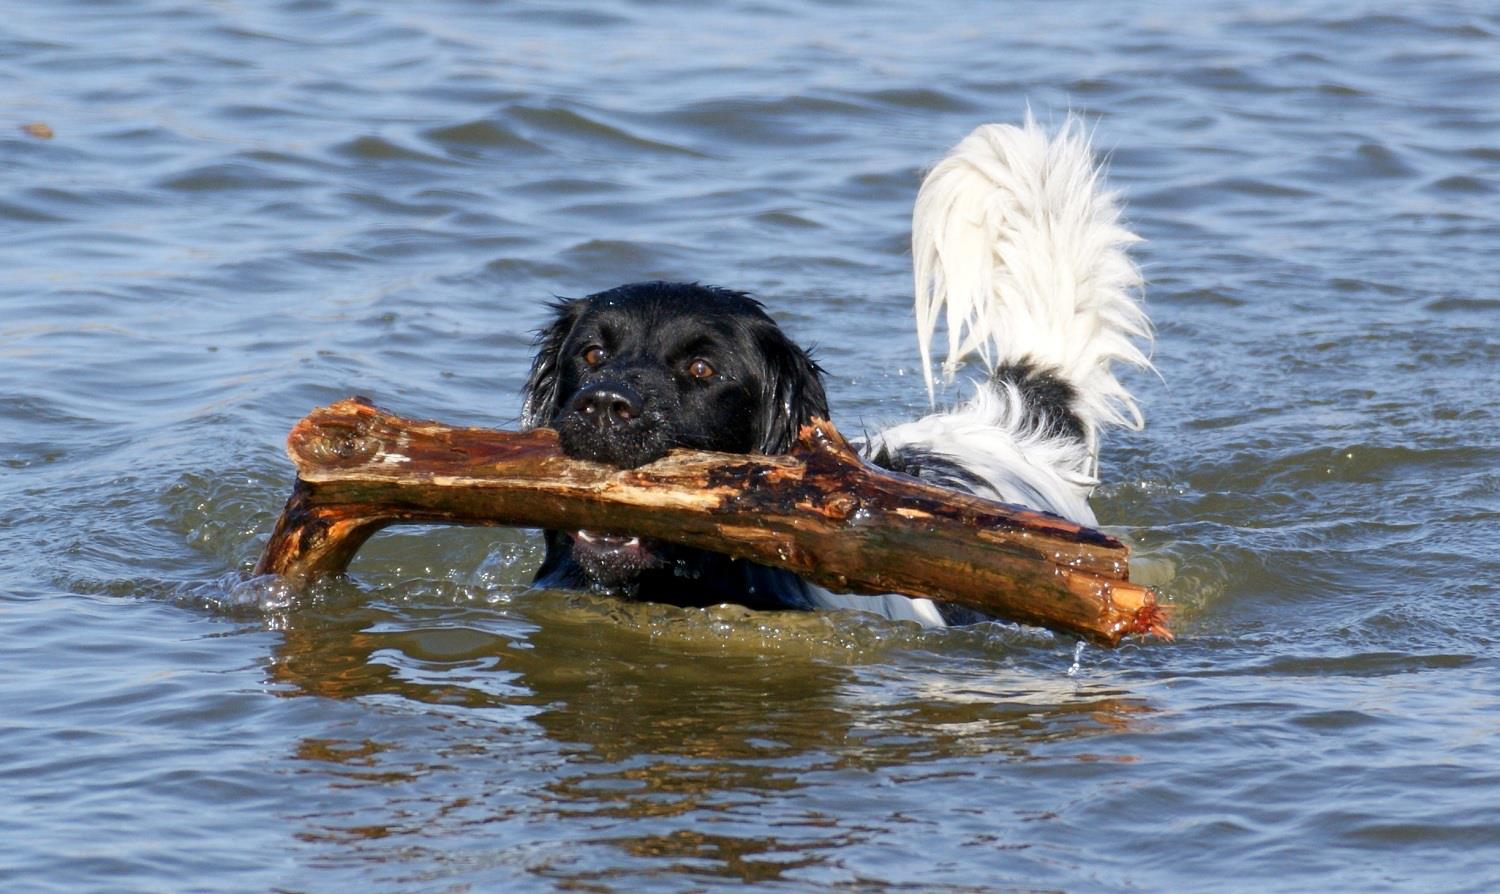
[522,299,584,429]
[754,325,829,454]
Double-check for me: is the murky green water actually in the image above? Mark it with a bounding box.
[4,2,1498,891]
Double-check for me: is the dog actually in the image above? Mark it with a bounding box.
[522,116,1151,627]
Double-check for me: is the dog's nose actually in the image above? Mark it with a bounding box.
[571,383,643,426]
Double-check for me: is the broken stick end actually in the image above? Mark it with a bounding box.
[1123,600,1174,643]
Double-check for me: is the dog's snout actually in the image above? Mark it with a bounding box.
[571,383,643,426]
[553,374,671,469]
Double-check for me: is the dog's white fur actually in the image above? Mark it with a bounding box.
[808,115,1153,627]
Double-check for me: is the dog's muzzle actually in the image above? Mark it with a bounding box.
[554,375,677,469]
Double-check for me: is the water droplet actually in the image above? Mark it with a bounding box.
[1067,640,1086,677]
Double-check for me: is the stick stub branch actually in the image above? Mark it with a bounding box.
[256,398,1170,647]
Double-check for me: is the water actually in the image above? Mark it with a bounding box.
[3,1,1498,891]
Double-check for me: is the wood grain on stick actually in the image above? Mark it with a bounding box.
[256,398,1169,647]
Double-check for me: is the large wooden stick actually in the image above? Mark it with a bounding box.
[256,398,1169,647]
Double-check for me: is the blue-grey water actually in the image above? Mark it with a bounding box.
[3,2,1498,892]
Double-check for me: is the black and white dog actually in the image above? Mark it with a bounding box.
[522,118,1151,627]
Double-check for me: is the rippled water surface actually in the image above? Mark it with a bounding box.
[4,2,1499,891]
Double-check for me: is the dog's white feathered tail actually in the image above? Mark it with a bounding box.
[911,114,1151,468]
[811,116,1151,628]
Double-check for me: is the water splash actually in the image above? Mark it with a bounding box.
[1067,639,1086,677]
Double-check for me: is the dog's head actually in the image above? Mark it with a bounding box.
[523,281,827,464]
[522,281,828,590]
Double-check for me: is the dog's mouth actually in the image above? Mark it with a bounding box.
[572,529,645,553]
[567,529,662,583]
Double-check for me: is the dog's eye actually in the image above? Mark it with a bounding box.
[582,345,607,367]
[687,358,716,380]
